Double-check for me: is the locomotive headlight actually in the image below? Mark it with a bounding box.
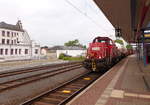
[92,47,100,51]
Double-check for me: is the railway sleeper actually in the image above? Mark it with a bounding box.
[33,101,54,105]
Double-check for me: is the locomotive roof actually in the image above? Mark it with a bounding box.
[93,37,112,42]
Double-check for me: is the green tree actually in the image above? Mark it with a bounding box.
[82,45,86,49]
[64,39,86,48]
[64,39,79,46]
[115,39,124,45]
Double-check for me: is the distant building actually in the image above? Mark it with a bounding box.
[41,47,48,55]
[49,46,86,58]
[0,20,41,61]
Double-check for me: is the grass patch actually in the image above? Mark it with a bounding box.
[59,53,85,61]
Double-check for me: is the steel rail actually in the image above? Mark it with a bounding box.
[0,64,83,92]
[20,72,102,105]
[0,61,82,78]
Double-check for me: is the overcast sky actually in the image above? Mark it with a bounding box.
[0,0,115,46]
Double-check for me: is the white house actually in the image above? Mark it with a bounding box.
[0,20,41,61]
[41,47,48,56]
[49,46,86,58]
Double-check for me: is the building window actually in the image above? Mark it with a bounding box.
[15,49,17,54]
[0,49,3,55]
[7,31,10,37]
[11,40,13,44]
[2,31,5,36]
[25,49,28,54]
[14,40,16,44]
[19,49,21,54]
[7,39,10,44]
[35,49,38,54]
[2,39,5,44]
[11,49,13,55]
[14,32,16,37]
[17,38,19,43]
[5,49,8,55]
[12,32,13,37]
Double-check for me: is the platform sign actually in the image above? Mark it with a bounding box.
[115,28,122,37]
[143,28,150,66]
[144,34,150,38]
[144,29,150,37]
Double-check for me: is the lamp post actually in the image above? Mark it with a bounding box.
[30,40,32,60]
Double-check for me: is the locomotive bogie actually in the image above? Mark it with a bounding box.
[83,59,107,72]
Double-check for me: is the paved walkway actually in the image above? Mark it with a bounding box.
[97,55,150,105]
[67,55,150,105]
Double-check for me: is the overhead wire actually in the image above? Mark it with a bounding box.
[64,0,113,35]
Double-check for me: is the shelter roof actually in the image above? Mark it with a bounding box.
[94,0,150,42]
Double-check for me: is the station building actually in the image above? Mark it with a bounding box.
[48,46,86,58]
[0,20,41,61]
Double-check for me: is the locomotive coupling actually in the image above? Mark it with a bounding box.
[92,59,96,71]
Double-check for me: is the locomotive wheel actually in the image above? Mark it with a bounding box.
[105,56,112,67]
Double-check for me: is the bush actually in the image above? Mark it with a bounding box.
[59,53,85,61]
[59,53,65,59]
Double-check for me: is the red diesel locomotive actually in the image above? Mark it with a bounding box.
[84,36,122,72]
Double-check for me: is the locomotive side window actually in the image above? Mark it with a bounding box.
[95,39,98,42]
[109,40,113,45]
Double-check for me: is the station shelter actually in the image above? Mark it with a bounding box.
[94,0,150,65]
[137,27,150,66]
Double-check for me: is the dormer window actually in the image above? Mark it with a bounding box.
[16,20,23,29]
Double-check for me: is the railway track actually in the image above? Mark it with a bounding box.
[0,61,82,78]
[0,62,83,92]
[21,72,102,105]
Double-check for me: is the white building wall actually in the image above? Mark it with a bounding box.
[0,29,24,43]
[31,41,41,59]
[0,27,41,61]
[56,50,86,58]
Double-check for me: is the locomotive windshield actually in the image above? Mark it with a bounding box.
[93,37,113,45]
[94,38,107,43]
[98,40,106,43]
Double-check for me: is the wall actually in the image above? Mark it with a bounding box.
[0,28,41,61]
[56,50,86,58]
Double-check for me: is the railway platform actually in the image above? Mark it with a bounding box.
[0,59,67,73]
[67,55,150,105]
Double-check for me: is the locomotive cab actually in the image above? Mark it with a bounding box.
[84,37,118,72]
